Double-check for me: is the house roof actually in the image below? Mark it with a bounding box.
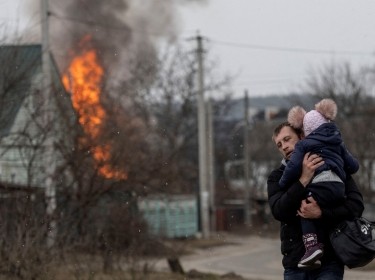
[0,44,73,137]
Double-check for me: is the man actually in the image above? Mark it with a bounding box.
[267,122,364,280]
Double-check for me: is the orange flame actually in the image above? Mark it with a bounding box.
[62,36,127,180]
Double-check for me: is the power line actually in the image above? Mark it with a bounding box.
[209,39,375,56]
[236,78,306,86]
[51,11,373,57]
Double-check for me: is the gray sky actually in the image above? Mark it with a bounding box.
[2,0,375,98]
[178,0,375,97]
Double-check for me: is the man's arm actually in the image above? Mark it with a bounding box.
[268,167,306,222]
[298,197,321,218]
[268,153,323,222]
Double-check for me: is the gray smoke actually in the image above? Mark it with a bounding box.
[20,0,207,75]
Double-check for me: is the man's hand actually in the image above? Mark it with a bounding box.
[297,196,322,219]
[299,152,324,187]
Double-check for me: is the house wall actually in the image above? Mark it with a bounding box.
[0,66,73,188]
[0,81,44,186]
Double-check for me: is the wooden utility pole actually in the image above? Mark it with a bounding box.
[244,90,252,226]
[196,34,209,238]
[207,98,216,232]
[41,0,56,247]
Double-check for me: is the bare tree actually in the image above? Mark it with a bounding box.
[0,26,233,277]
[303,62,375,198]
[0,41,75,279]
[100,43,231,195]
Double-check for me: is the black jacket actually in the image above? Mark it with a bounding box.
[267,163,364,268]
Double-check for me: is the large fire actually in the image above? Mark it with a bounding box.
[62,36,127,180]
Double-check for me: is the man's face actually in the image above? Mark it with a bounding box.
[273,126,300,160]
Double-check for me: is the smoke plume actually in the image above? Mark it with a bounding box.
[21,0,208,75]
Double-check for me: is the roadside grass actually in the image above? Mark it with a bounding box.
[49,267,245,280]
[2,231,372,279]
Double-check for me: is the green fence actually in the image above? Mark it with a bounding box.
[138,195,198,238]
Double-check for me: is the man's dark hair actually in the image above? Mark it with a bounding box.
[272,121,303,140]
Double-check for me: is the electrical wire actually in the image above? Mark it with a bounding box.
[209,39,374,56]
[49,11,374,57]
[47,10,375,93]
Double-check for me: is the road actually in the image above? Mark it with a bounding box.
[155,234,375,280]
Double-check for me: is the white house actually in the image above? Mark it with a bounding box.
[0,44,77,189]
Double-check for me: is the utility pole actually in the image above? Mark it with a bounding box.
[41,0,56,247]
[244,90,252,226]
[196,34,209,238]
[207,98,216,232]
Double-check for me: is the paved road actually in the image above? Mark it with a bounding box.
[155,234,375,280]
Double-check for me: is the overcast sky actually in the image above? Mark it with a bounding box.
[2,0,375,98]
[178,0,375,97]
